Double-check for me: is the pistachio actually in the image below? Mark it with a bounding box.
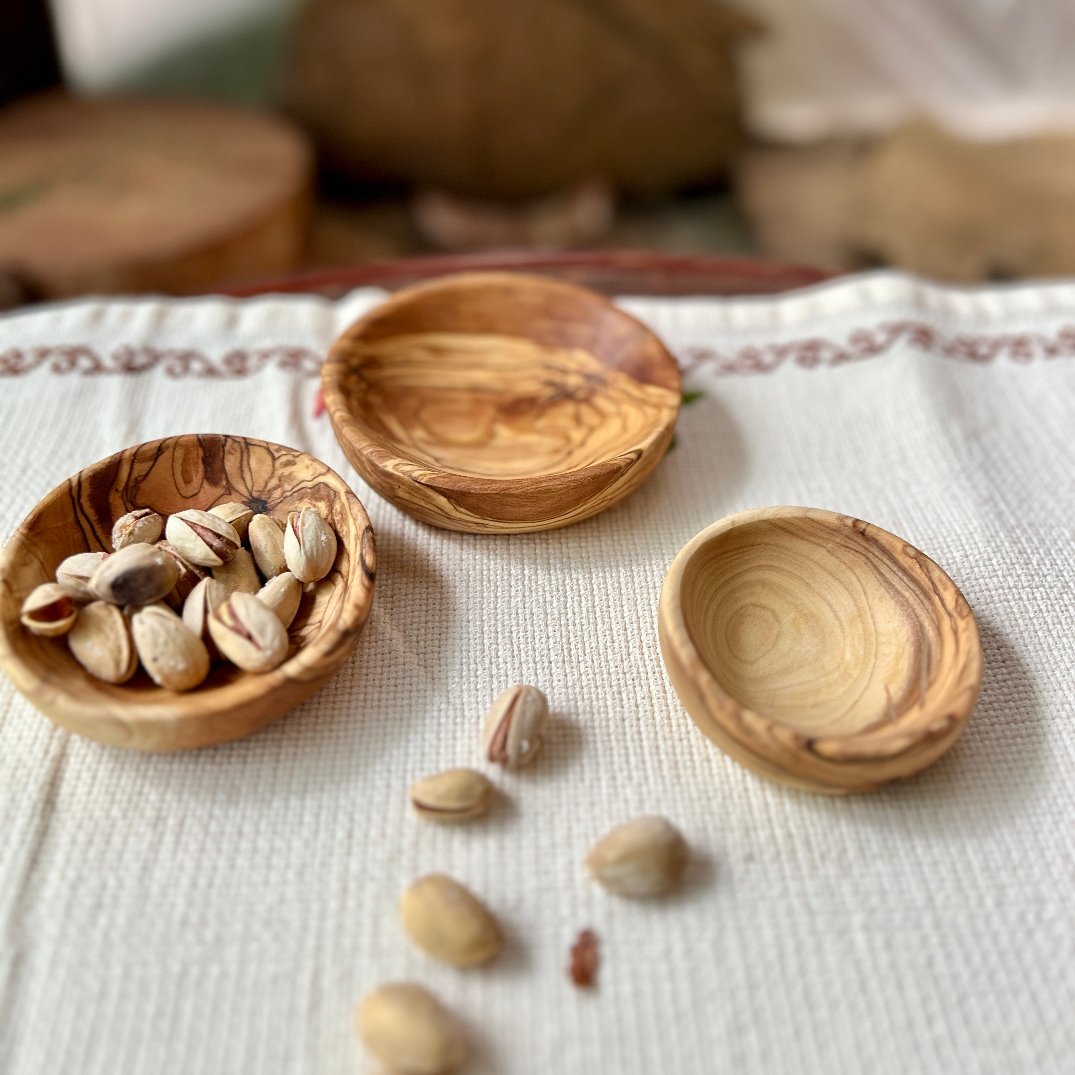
[255,571,302,629]
[480,684,548,768]
[68,601,137,683]
[20,582,77,636]
[248,514,287,579]
[181,576,228,650]
[164,509,240,568]
[111,507,164,550]
[357,982,467,1075]
[409,769,492,823]
[209,501,254,540]
[130,603,210,691]
[586,816,689,898]
[89,543,180,606]
[155,540,208,609]
[55,551,109,601]
[283,508,337,583]
[212,547,261,597]
[399,874,502,967]
[208,591,288,672]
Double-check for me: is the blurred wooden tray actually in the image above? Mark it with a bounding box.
[223,251,832,300]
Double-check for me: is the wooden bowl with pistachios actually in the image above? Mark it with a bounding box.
[0,434,376,751]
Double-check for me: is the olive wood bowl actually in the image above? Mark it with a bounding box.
[321,271,682,533]
[0,434,376,751]
[659,507,982,794]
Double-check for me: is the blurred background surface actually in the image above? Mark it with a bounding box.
[2,0,1074,300]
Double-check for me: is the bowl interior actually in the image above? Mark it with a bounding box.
[328,272,681,480]
[679,513,960,737]
[0,434,375,747]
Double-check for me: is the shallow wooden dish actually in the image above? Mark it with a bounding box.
[0,434,376,751]
[659,507,982,794]
[321,271,681,532]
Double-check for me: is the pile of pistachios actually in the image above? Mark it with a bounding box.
[19,501,338,692]
[357,683,691,1075]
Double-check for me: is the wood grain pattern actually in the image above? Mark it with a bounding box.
[0,92,312,298]
[322,272,681,532]
[659,507,982,794]
[0,435,375,751]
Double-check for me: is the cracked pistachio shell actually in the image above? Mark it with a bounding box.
[20,582,78,636]
[155,540,207,609]
[409,768,492,823]
[481,684,548,768]
[181,576,228,648]
[586,816,688,898]
[255,571,302,629]
[89,543,180,607]
[357,982,467,1075]
[208,502,254,540]
[208,591,288,672]
[55,551,109,601]
[130,603,210,691]
[68,601,137,683]
[248,513,287,580]
[399,874,502,967]
[283,508,337,583]
[111,508,164,550]
[212,547,261,597]
[165,509,240,568]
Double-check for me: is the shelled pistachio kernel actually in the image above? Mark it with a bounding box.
[586,816,688,898]
[19,582,77,636]
[255,571,302,629]
[399,874,502,967]
[409,769,492,823]
[212,547,260,597]
[209,501,254,540]
[89,543,179,606]
[249,513,286,579]
[357,982,467,1075]
[165,509,240,568]
[283,507,337,583]
[55,551,109,601]
[481,684,548,767]
[208,591,288,672]
[130,603,211,691]
[111,507,163,550]
[68,601,137,683]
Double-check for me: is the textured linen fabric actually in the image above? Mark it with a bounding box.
[0,273,1072,1075]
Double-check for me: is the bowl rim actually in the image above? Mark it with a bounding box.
[0,433,376,730]
[658,505,983,782]
[320,270,682,495]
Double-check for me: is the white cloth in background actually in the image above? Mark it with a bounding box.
[0,273,1072,1075]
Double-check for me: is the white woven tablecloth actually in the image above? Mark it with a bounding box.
[1,272,1073,1075]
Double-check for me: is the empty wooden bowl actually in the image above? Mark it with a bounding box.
[0,434,376,751]
[321,272,681,532]
[659,507,982,793]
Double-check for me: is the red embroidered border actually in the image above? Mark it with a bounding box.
[2,320,1074,379]
[0,345,323,378]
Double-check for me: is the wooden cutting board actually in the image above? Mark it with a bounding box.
[0,93,312,299]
